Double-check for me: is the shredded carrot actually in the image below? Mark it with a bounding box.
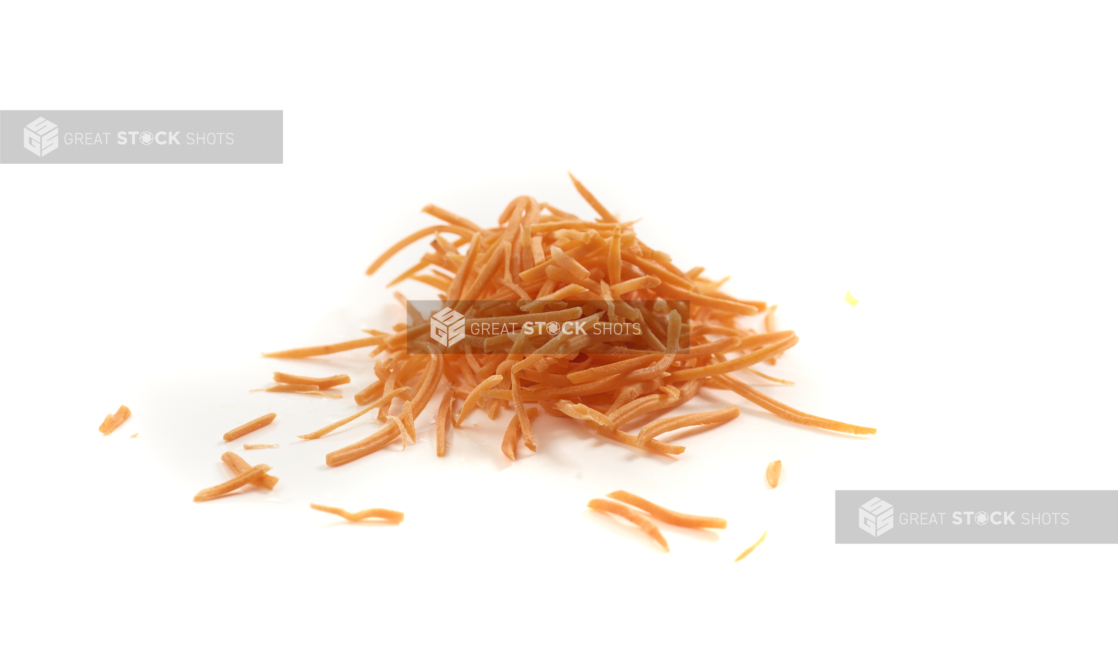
[606,491,727,529]
[591,424,686,456]
[273,372,351,389]
[325,422,403,467]
[98,405,131,435]
[550,246,590,279]
[608,230,622,285]
[766,460,782,488]
[666,336,799,382]
[296,387,410,440]
[310,503,404,523]
[194,464,272,502]
[400,401,417,442]
[229,173,878,471]
[510,371,535,451]
[455,374,503,427]
[264,383,320,393]
[566,353,661,384]
[568,173,617,223]
[501,407,539,461]
[609,275,661,296]
[554,400,613,428]
[587,498,669,551]
[764,304,779,365]
[244,444,279,450]
[735,531,768,562]
[354,379,386,405]
[263,336,381,359]
[764,305,778,334]
[635,407,740,445]
[743,367,795,385]
[713,375,876,436]
[436,387,454,457]
[295,390,344,398]
[390,415,410,451]
[223,413,277,442]
[422,204,483,232]
[365,225,475,276]
[221,452,279,490]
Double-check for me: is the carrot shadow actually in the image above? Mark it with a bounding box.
[314,519,403,529]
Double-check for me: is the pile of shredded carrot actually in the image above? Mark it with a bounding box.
[261,174,875,466]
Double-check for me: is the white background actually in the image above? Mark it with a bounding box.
[2,2,1117,652]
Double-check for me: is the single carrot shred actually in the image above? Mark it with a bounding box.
[587,498,669,551]
[273,372,351,389]
[606,491,727,529]
[223,413,277,442]
[735,531,768,562]
[310,503,404,523]
[98,405,131,435]
[766,460,782,488]
[194,464,272,502]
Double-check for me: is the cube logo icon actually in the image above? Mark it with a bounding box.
[858,497,894,537]
[24,117,59,157]
[430,307,466,347]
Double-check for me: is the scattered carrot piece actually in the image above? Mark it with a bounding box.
[194,464,272,502]
[735,531,768,562]
[436,387,454,457]
[713,375,876,436]
[587,498,669,551]
[263,336,382,359]
[244,444,279,450]
[766,460,782,488]
[223,413,277,442]
[273,372,351,389]
[98,405,131,435]
[635,407,740,445]
[221,452,279,490]
[310,503,404,523]
[263,383,320,393]
[606,491,727,529]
